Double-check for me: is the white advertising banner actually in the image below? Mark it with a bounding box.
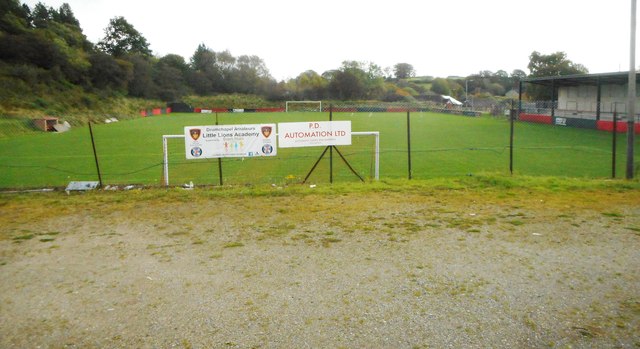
[184,124,277,159]
[278,121,351,148]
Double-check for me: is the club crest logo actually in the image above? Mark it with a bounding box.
[262,144,273,155]
[189,128,201,141]
[261,126,272,138]
[190,147,203,157]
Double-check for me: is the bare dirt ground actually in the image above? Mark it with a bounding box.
[1,188,639,348]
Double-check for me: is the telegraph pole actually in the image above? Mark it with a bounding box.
[628,0,637,179]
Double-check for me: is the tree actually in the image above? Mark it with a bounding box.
[126,54,154,98]
[511,69,527,80]
[215,49,236,92]
[364,62,386,99]
[30,2,79,28]
[159,53,189,77]
[527,51,588,100]
[394,63,415,79]
[527,51,588,77]
[0,31,63,69]
[487,82,506,96]
[0,0,24,17]
[215,50,235,76]
[331,60,389,100]
[431,78,450,95]
[190,44,216,72]
[188,44,222,94]
[329,69,364,100]
[230,55,272,94]
[187,71,213,95]
[97,16,151,57]
[448,79,463,100]
[493,70,510,88]
[154,54,190,101]
[327,61,368,100]
[53,3,79,27]
[510,69,526,88]
[293,70,327,100]
[88,52,132,91]
[321,69,338,82]
[31,2,51,28]
[0,0,32,33]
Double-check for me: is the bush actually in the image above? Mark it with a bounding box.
[183,94,279,108]
[32,97,48,109]
[431,78,450,95]
[81,95,94,108]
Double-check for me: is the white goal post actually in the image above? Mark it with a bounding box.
[353,131,379,181]
[285,100,322,112]
[162,131,379,186]
[162,134,184,186]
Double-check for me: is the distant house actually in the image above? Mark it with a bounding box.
[441,95,463,106]
[519,72,640,133]
[505,89,519,99]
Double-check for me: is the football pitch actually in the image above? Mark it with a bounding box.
[0,112,636,189]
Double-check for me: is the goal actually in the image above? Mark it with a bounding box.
[285,100,322,112]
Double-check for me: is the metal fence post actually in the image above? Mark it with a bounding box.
[330,105,333,183]
[613,110,618,178]
[216,112,223,186]
[88,122,103,188]
[407,111,412,179]
[510,100,515,175]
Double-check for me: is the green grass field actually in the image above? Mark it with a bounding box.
[0,111,637,189]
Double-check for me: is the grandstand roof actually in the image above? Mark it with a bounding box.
[522,71,640,87]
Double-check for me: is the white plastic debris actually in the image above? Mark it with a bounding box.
[53,122,71,133]
[65,181,99,192]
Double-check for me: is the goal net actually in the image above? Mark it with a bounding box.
[286,101,322,112]
[162,131,379,186]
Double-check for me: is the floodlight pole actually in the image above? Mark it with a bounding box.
[465,79,474,110]
[465,80,469,105]
[627,0,637,179]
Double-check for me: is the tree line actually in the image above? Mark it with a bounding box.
[0,0,588,108]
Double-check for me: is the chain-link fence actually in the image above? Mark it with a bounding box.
[516,100,640,178]
[0,101,638,190]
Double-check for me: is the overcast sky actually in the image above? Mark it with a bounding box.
[22,0,636,81]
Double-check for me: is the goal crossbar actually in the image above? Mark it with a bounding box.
[162,131,379,186]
